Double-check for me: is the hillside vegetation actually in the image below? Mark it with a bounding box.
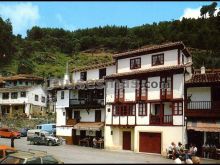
[0,2,219,78]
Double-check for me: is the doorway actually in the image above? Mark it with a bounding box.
[123,131,131,150]
[95,110,101,122]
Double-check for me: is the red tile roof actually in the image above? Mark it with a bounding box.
[71,61,116,72]
[113,41,191,59]
[186,73,220,84]
[3,74,44,81]
[105,63,192,79]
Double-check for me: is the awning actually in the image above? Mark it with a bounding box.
[73,122,104,131]
[187,120,220,132]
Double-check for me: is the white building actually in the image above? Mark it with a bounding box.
[185,67,220,157]
[0,74,47,118]
[55,61,116,145]
[104,42,193,154]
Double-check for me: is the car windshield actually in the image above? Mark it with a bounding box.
[0,156,25,164]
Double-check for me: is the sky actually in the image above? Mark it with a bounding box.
[0,1,219,37]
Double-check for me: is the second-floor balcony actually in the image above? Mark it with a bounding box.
[69,98,104,109]
[185,101,220,118]
[150,115,173,125]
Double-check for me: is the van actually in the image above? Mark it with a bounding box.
[36,124,56,134]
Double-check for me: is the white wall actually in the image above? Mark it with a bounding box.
[87,69,99,80]
[56,127,72,136]
[28,86,47,107]
[72,109,105,122]
[117,49,179,73]
[56,108,66,126]
[106,81,115,103]
[124,80,136,102]
[56,90,69,108]
[173,74,184,99]
[0,92,28,105]
[187,87,211,101]
[106,65,116,75]
[148,77,160,100]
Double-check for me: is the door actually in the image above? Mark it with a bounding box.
[74,111,80,122]
[187,130,204,156]
[139,132,161,154]
[123,131,131,150]
[160,76,172,100]
[80,130,86,139]
[212,87,220,110]
[95,110,101,122]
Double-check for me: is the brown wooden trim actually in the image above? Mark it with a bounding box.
[106,124,183,127]
[178,49,180,65]
[138,102,148,116]
[114,44,188,60]
[130,57,141,70]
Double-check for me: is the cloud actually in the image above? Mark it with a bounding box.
[0,2,40,36]
[180,6,220,20]
[56,13,76,31]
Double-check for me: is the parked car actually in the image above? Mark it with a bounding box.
[0,145,16,162]
[36,123,56,135]
[0,149,64,164]
[27,129,61,146]
[20,128,29,137]
[0,128,21,139]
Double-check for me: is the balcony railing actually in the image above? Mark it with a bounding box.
[187,101,211,110]
[69,99,104,109]
[150,115,173,125]
[185,101,220,117]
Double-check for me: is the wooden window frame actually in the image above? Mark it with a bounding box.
[80,71,87,81]
[99,68,106,79]
[173,102,183,115]
[152,53,164,66]
[112,105,120,116]
[138,103,147,116]
[115,81,124,102]
[61,91,65,100]
[113,104,136,116]
[136,79,148,101]
[2,93,9,100]
[130,58,141,70]
[11,92,18,99]
[35,95,39,101]
[160,75,173,100]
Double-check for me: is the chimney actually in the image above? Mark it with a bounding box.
[63,62,70,85]
[201,65,206,74]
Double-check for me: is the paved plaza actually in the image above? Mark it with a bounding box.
[0,137,220,164]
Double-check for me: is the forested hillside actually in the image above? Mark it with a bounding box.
[0,2,219,78]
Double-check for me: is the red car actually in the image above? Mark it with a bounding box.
[0,128,21,139]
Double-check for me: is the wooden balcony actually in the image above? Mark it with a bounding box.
[185,101,220,118]
[150,115,173,125]
[69,99,104,109]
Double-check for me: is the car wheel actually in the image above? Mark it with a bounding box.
[48,141,53,146]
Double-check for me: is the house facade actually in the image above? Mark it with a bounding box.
[0,74,47,118]
[185,68,220,157]
[104,42,193,154]
[55,61,116,145]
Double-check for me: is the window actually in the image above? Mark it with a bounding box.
[80,71,87,81]
[61,91,64,99]
[136,79,147,101]
[19,81,22,85]
[138,103,147,116]
[25,81,29,86]
[115,81,124,102]
[11,92,18,99]
[160,76,172,99]
[2,93,9,100]
[113,104,136,116]
[20,91,26,97]
[99,68,106,79]
[41,96,46,103]
[112,105,120,116]
[152,53,164,66]
[130,58,141,69]
[35,95,39,101]
[13,81,17,86]
[173,102,183,115]
[0,150,3,159]
[128,104,136,116]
